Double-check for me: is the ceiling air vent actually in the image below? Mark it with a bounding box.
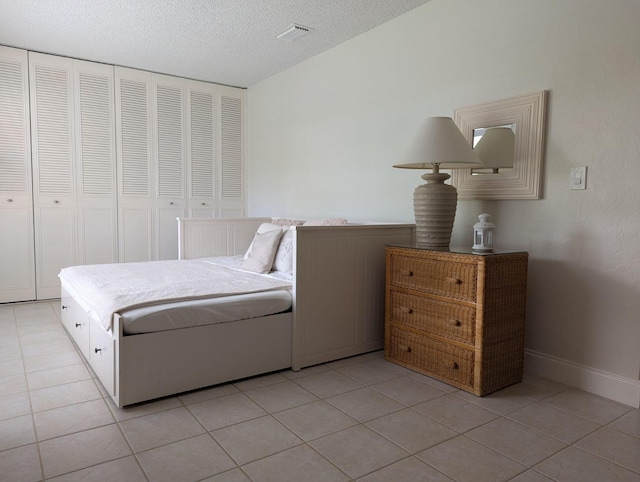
[276,24,313,42]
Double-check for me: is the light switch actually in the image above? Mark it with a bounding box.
[570,166,587,190]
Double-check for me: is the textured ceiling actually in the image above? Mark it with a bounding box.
[0,0,430,88]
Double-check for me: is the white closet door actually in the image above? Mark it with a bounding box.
[219,91,245,217]
[116,67,154,262]
[153,74,186,260]
[0,46,35,302]
[29,52,77,299]
[74,60,117,265]
[186,81,216,218]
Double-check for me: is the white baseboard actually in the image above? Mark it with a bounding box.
[524,349,640,408]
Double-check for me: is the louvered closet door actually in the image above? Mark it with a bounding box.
[153,74,186,260]
[219,90,245,217]
[29,52,77,299]
[187,81,216,218]
[116,67,154,262]
[74,60,117,265]
[0,47,35,302]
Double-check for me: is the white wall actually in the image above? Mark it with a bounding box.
[247,0,640,405]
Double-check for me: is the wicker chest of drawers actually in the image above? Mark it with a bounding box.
[384,246,528,396]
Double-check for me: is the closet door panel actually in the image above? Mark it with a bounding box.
[219,92,245,216]
[154,75,186,259]
[116,67,154,262]
[29,53,77,299]
[75,60,117,265]
[35,204,76,299]
[186,81,216,217]
[0,46,35,302]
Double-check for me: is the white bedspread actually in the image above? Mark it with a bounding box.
[59,258,292,332]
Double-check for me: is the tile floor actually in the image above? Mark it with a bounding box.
[1,301,639,481]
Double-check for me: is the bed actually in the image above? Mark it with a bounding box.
[59,217,415,407]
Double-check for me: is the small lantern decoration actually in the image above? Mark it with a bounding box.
[473,213,496,252]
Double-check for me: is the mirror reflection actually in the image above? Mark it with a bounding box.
[471,124,516,175]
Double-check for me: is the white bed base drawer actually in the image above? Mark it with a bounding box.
[60,289,90,359]
[89,317,116,397]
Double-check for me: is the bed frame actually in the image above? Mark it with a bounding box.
[61,217,414,407]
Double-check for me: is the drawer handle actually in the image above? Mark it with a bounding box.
[94,348,102,354]
[450,362,459,370]
[446,277,462,285]
[448,319,462,327]
[400,306,413,314]
[75,323,82,328]
[398,344,412,353]
[400,269,414,277]
[7,198,13,203]
[61,305,68,310]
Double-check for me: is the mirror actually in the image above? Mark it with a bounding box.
[451,91,547,199]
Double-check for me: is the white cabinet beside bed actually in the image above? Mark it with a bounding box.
[60,217,414,407]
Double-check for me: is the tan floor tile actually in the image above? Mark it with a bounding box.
[357,456,453,482]
[243,444,349,482]
[202,468,251,481]
[310,425,408,479]
[0,444,42,482]
[508,402,600,443]
[22,350,83,373]
[509,470,555,481]
[47,455,146,482]
[26,363,91,390]
[534,446,640,481]
[327,387,404,422]
[543,388,632,424]
[454,385,537,415]
[233,372,289,391]
[188,392,267,431]
[106,394,182,422]
[137,434,235,482]
[0,343,22,363]
[0,391,31,421]
[366,408,457,454]
[336,360,405,386]
[417,435,526,482]
[575,426,640,473]
[281,364,330,380]
[293,369,365,398]
[414,393,499,432]
[466,417,567,466]
[34,398,114,440]
[0,414,36,451]
[0,373,28,397]
[244,380,317,413]
[39,424,131,479]
[608,409,640,438]
[370,375,447,406]
[274,400,358,441]
[30,379,101,412]
[0,357,24,377]
[21,339,76,359]
[178,383,239,405]
[119,406,205,452]
[212,415,302,465]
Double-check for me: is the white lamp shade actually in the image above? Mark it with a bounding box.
[474,127,515,169]
[394,117,481,170]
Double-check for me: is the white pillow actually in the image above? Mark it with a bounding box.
[303,218,348,226]
[243,223,283,260]
[272,227,295,274]
[240,228,284,274]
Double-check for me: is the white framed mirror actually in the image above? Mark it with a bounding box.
[451,91,548,199]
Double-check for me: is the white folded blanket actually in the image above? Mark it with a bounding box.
[59,258,292,332]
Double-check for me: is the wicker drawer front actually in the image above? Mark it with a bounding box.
[389,291,475,344]
[390,255,477,302]
[387,325,474,389]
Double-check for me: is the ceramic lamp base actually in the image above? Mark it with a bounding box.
[413,172,458,248]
